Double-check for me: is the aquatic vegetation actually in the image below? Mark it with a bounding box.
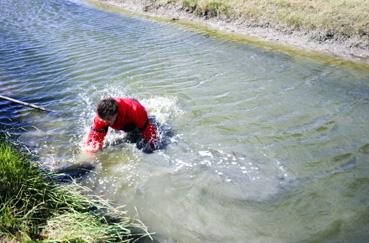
[0,141,150,242]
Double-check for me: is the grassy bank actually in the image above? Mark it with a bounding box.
[0,141,150,242]
[144,0,369,47]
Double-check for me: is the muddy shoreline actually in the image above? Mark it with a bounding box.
[88,0,369,66]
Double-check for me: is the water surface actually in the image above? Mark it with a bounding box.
[1,0,369,242]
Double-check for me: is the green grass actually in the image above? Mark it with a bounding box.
[142,0,369,45]
[0,141,150,242]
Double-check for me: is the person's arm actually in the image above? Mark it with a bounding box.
[141,120,158,144]
[138,120,158,153]
[132,101,158,152]
[84,116,109,153]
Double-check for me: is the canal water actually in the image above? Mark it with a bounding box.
[1,0,369,242]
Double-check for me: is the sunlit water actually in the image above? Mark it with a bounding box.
[1,0,369,242]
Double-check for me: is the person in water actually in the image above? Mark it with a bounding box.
[83,97,159,153]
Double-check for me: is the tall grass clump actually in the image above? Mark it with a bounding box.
[181,0,230,18]
[0,141,150,242]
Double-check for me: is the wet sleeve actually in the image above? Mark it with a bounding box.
[136,121,159,153]
[141,121,158,143]
[132,101,158,143]
[86,116,108,151]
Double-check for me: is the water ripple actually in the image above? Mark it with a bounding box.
[1,1,369,242]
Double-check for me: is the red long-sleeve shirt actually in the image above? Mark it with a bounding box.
[86,98,157,151]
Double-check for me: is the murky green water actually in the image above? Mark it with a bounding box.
[1,0,369,242]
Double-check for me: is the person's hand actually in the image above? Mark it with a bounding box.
[83,143,101,153]
[137,139,158,153]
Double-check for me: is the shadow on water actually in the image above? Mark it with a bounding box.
[0,99,41,153]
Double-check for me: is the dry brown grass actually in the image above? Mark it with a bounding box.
[235,0,369,38]
[154,0,369,44]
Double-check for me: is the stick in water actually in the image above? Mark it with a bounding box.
[0,95,52,112]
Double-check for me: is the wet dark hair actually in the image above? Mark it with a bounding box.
[96,97,118,120]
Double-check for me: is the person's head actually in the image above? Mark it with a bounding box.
[96,97,118,125]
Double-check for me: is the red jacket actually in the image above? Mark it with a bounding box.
[86,98,157,150]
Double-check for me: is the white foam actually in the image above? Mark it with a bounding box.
[141,96,183,124]
[198,150,213,157]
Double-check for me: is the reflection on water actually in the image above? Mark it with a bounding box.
[1,0,369,242]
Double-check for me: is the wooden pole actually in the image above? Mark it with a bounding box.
[0,95,52,112]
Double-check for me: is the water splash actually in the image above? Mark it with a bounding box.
[77,85,183,151]
[141,96,184,124]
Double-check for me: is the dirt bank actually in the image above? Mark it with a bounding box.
[88,0,369,66]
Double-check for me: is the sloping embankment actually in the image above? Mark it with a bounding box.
[0,141,150,242]
[89,0,369,65]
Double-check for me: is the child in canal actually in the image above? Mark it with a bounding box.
[83,97,160,154]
